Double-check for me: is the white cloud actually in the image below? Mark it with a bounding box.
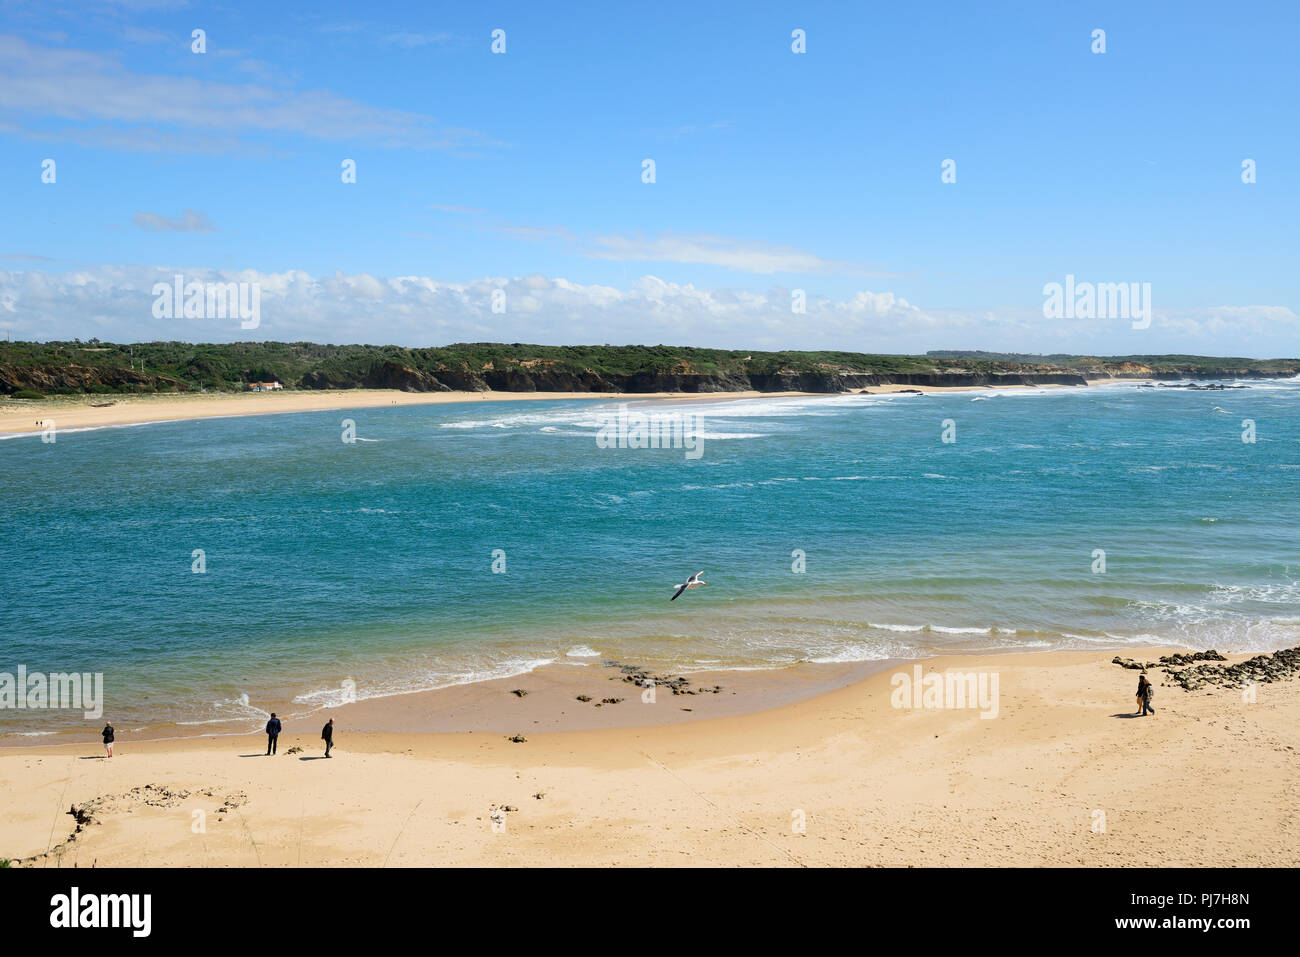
[0,35,490,152]
[0,265,1295,356]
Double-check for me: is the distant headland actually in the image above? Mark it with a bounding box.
[3,340,1297,398]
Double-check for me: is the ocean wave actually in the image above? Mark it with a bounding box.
[807,647,914,663]
[175,692,270,726]
[868,622,994,635]
[289,657,556,713]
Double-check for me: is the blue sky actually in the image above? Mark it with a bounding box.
[1,0,1297,354]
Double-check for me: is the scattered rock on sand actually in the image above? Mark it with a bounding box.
[1111,656,1156,670]
[1113,647,1299,692]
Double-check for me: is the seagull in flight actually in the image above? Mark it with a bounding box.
[671,571,707,601]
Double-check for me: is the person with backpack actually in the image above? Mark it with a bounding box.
[1137,674,1156,716]
[265,713,282,755]
[322,717,334,757]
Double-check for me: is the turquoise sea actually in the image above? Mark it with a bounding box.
[2,379,1298,737]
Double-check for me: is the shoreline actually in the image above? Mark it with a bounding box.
[1,388,810,436]
[0,656,899,748]
[0,378,1145,437]
[3,645,1295,867]
[0,635,1198,749]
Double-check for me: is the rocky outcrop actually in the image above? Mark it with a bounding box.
[839,372,1089,390]
[1113,647,1300,692]
[300,360,451,391]
[1088,368,1297,382]
[0,362,189,394]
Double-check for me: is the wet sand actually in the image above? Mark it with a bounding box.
[3,647,1295,868]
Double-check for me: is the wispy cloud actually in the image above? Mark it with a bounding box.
[132,209,216,232]
[312,19,458,47]
[461,213,892,278]
[120,26,172,44]
[582,232,898,277]
[88,0,191,10]
[0,34,492,153]
[385,32,453,48]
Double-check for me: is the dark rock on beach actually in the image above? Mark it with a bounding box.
[601,659,722,697]
[1111,657,1156,670]
[1113,647,1300,693]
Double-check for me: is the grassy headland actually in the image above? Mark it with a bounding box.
[2,340,1296,397]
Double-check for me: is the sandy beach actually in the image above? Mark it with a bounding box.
[0,388,801,436]
[0,380,1098,436]
[3,647,1295,868]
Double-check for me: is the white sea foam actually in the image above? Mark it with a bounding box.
[290,657,557,713]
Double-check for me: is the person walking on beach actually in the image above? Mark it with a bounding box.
[102,721,115,758]
[1136,674,1156,716]
[321,717,334,758]
[265,713,282,755]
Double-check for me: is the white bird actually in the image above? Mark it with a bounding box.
[671,571,707,601]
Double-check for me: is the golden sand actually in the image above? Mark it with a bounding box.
[3,648,1293,867]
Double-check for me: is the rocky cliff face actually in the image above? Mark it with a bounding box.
[300,361,451,392]
[835,371,1090,390]
[291,364,1091,393]
[0,363,189,394]
[3,355,1295,397]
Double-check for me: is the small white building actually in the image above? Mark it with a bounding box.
[247,381,283,392]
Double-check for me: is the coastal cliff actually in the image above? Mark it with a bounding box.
[1,341,1296,397]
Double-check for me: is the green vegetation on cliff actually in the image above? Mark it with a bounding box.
[1,340,1296,396]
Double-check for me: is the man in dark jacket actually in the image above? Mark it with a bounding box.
[265,713,282,755]
[322,717,334,757]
